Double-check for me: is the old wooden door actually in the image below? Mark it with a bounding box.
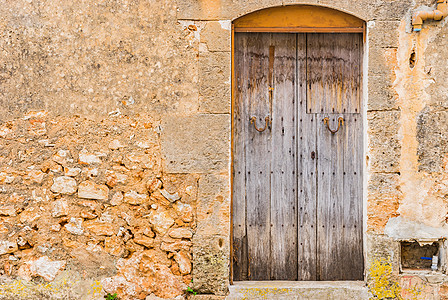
[232,32,363,281]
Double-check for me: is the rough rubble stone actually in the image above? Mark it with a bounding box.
[0,240,18,256]
[124,190,149,205]
[110,192,124,206]
[84,221,117,236]
[160,188,181,203]
[51,176,78,195]
[169,228,193,239]
[64,217,84,235]
[78,180,109,200]
[148,209,175,235]
[174,251,192,275]
[0,205,17,217]
[78,148,102,164]
[52,199,69,217]
[64,167,82,177]
[34,256,66,281]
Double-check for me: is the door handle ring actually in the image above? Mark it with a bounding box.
[250,116,271,132]
[323,117,344,134]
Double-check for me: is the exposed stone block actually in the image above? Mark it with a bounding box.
[371,0,413,20]
[368,75,399,111]
[192,234,229,295]
[201,21,231,52]
[367,173,401,233]
[51,176,78,195]
[199,52,231,113]
[368,111,401,172]
[368,46,397,78]
[196,174,230,236]
[78,180,109,200]
[417,108,448,172]
[368,21,400,48]
[365,233,400,275]
[177,0,279,20]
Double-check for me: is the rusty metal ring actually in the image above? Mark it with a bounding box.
[250,116,270,132]
[323,117,344,134]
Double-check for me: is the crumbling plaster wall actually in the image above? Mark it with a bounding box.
[0,0,229,299]
[1,0,448,299]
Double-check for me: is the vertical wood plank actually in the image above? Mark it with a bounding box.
[297,33,318,281]
[342,113,364,280]
[244,33,272,280]
[270,33,298,280]
[316,114,345,280]
[232,32,249,281]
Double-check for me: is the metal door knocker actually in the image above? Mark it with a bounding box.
[250,46,275,134]
[250,116,271,132]
[323,117,344,134]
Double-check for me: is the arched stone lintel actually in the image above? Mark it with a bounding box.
[233,4,365,33]
[231,3,368,23]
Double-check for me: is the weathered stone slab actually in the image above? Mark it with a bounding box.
[192,234,229,295]
[199,51,231,114]
[367,75,399,111]
[368,21,400,48]
[161,114,230,173]
[200,21,231,52]
[367,111,401,173]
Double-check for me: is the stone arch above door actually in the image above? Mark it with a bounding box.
[233,5,365,33]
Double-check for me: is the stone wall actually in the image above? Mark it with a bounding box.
[1,0,448,299]
[0,112,200,299]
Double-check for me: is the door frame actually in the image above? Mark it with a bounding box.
[230,4,367,283]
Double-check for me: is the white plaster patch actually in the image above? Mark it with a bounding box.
[218,20,231,31]
[385,216,448,241]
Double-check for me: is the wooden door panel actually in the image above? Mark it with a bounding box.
[307,33,362,114]
[309,33,364,280]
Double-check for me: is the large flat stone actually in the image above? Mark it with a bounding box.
[227,281,370,300]
[161,114,230,173]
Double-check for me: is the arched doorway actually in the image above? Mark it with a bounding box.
[231,5,365,281]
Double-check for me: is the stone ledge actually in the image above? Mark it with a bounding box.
[227,281,370,299]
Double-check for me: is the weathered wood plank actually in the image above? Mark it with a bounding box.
[297,33,318,281]
[244,33,272,280]
[307,33,362,114]
[342,113,364,280]
[269,33,297,280]
[233,32,249,281]
[316,114,345,280]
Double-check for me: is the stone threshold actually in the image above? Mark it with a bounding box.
[227,281,370,299]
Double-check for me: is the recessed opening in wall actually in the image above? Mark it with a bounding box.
[401,241,439,271]
[409,50,416,69]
